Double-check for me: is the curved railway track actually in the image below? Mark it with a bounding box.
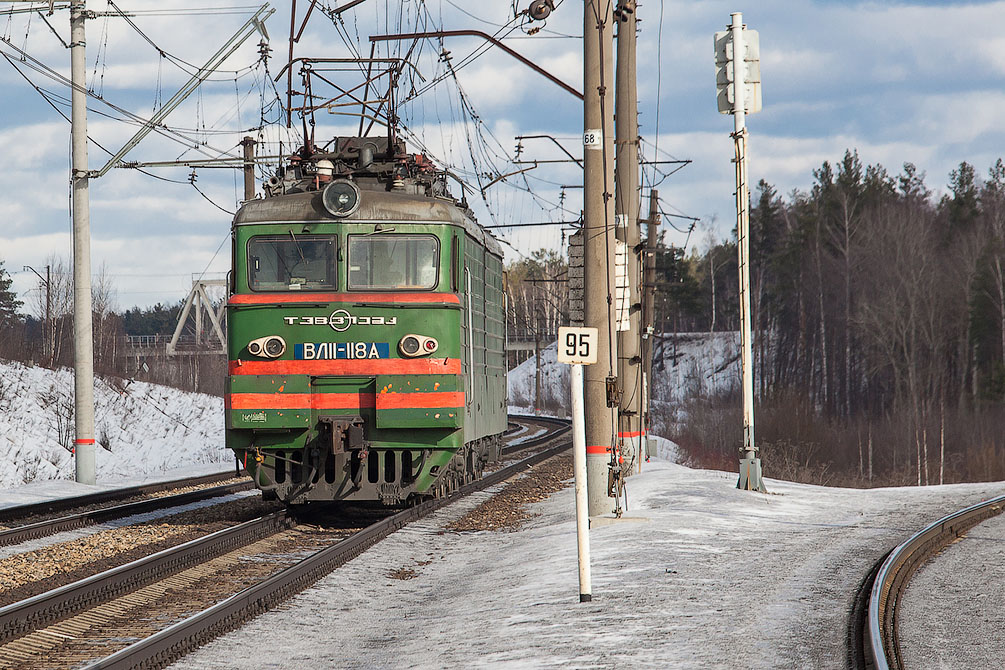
[850,493,1005,669]
[0,415,570,670]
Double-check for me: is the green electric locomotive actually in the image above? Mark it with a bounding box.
[226,137,507,505]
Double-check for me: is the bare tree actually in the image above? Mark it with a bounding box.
[91,262,121,371]
[855,200,965,483]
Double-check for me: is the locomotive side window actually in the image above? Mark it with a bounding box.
[248,234,336,291]
[347,234,439,290]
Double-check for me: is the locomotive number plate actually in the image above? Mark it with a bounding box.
[294,342,390,360]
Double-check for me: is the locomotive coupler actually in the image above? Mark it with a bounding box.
[318,415,367,455]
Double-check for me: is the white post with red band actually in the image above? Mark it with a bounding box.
[560,326,597,602]
[571,362,592,602]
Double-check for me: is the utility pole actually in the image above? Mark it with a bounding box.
[45,264,51,366]
[583,0,617,516]
[70,0,96,485]
[716,12,764,491]
[24,265,53,365]
[534,333,542,414]
[614,0,642,475]
[641,190,659,444]
[241,136,257,201]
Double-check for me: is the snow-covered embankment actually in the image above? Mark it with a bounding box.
[0,360,227,488]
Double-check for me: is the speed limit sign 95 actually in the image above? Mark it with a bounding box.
[557,326,598,365]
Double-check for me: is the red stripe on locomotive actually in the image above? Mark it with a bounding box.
[229,358,463,375]
[230,391,465,410]
[228,292,461,305]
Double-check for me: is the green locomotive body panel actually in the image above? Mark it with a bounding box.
[226,165,506,505]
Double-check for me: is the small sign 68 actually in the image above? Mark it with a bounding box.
[558,326,598,365]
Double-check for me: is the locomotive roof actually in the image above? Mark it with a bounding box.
[233,187,503,257]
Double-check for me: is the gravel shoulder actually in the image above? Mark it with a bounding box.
[0,494,280,606]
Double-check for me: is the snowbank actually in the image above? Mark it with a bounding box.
[0,360,228,488]
[506,332,739,459]
[508,332,740,411]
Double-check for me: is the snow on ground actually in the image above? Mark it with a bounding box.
[651,331,740,404]
[0,359,229,493]
[507,332,741,427]
[171,451,1005,670]
[507,342,568,411]
[0,344,995,667]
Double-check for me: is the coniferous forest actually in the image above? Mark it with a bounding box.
[659,151,1005,486]
[505,151,1005,487]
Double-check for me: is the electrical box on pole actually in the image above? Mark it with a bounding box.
[714,27,761,115]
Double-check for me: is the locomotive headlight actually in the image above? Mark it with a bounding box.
[399,335,420,356]
[248,335,286,358]
[399,334,437,357]
[264,336,286,357]
[321,179,361,217]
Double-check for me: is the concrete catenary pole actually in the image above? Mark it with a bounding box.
[641,190,659,442]
[614,0,642,474]
[241,136,257,202]
[730,12,763,491]
[584,0,617,515]
[70,0,96,485]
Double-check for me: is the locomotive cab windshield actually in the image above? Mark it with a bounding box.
[249,235,336,291]
[347,234,438,290]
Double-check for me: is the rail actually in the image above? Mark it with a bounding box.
[0,481,253,547]
[0,511,294,645]
[862,493,1005,669]
[0,470,242,524]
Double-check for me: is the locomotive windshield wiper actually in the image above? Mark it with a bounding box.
[364,227,396,236]
[289,230,308,266]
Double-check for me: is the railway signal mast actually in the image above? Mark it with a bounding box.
[715,12,766,492]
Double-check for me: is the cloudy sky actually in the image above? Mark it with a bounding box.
[2,0,1004,311]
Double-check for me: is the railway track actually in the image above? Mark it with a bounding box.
[0,480,255,547]
[0,415,570,670]
[849,493,1005,669]
[0,470,242,526]
[501,414,571,456]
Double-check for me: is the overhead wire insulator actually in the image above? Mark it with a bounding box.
[527,0,554,21]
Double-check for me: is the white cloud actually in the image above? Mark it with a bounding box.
[7,1,1005,303]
